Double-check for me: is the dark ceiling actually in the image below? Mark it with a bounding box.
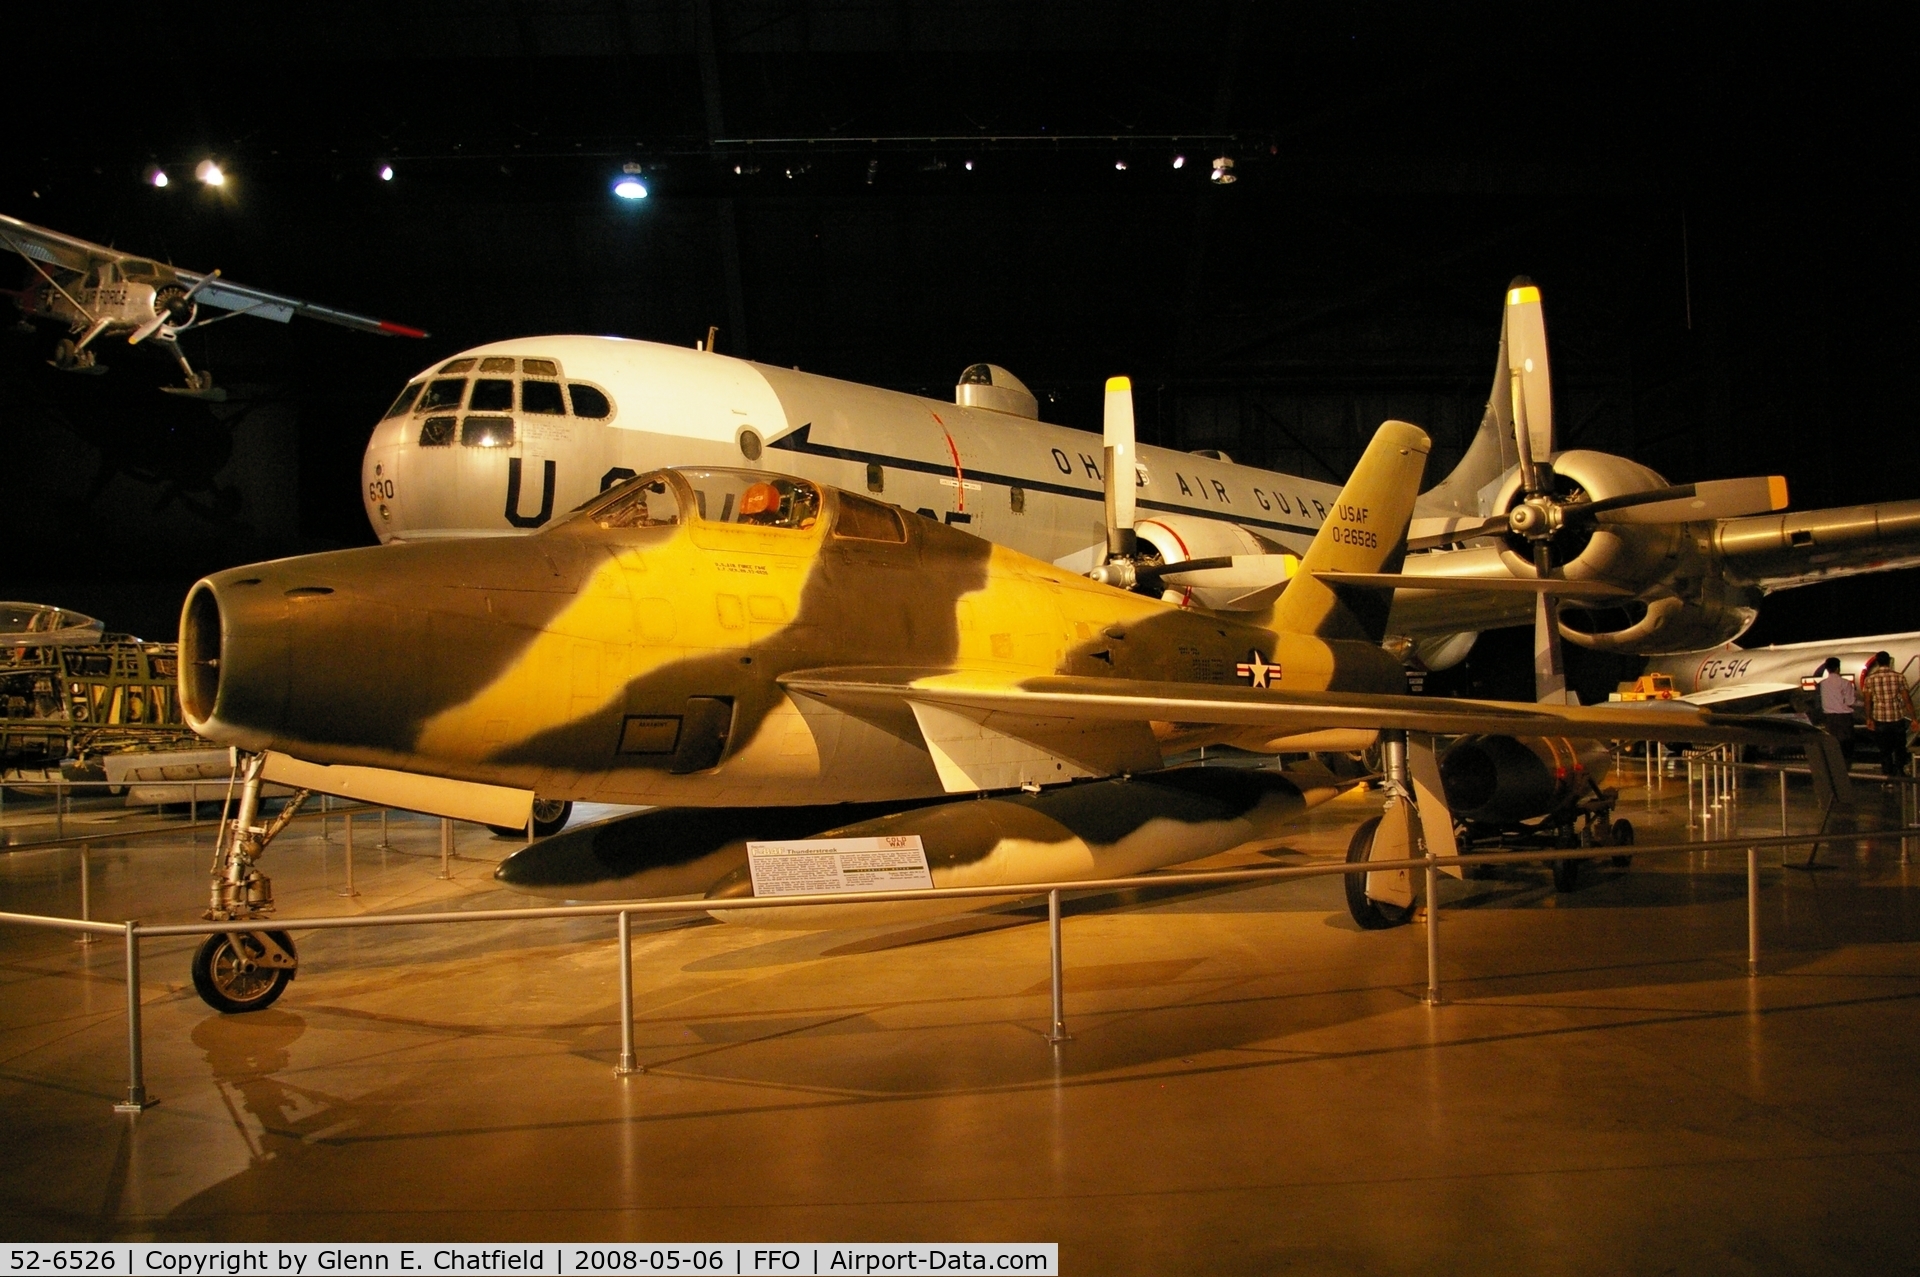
[1,3,1912,663]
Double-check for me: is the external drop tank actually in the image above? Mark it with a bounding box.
[496,764,1355,927]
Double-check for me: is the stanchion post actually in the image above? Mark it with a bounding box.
[1746,845,1760,977]
[320,793,330,842]
[379,807,390,849]
[1047,888,1071,1044]
[1780,770,1789,837]
[1425,854,1444,1006]
[616,910,642,1075]
[342,812,358,897]
[113,921,152,1113]
[57,782,65,840]
[440,817,453,879]
[76,845,96,946]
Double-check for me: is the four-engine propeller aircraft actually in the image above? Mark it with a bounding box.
[356,279,1920,665]
[175,402,1831,1013]
[1,213,426,399]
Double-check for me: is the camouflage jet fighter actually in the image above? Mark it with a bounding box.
[178,406,1829,1012]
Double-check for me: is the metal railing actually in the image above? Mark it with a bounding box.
[7,819,1920,1115]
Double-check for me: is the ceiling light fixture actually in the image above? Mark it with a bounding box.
[1114,159,1128,171]
[379,164,394,182]
[1172,154,1186,169]
[146,166,169,188]
[195,159,225,187]
[1210,156,1235,185]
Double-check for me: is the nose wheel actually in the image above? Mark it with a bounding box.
[191,930,297,1014]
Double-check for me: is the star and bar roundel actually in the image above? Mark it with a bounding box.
[1235,650,1279,689]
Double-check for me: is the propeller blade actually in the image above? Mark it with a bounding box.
[1405,515,1509,552]
[179,267,221,303]
[1532,542,1572,705]
[1103,375,1137,558]
[1505,278,1553,492]
[127,314,167,345]
[1578,476,1790,525]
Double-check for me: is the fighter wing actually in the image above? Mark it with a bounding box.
[0,212,100,275]
[781,667,1824,793]
[169,268,428,337]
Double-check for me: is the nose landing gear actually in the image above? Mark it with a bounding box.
[196,752,311,1013]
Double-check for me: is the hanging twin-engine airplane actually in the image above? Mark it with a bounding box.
[1,213,426,399]
[355,280,1920,664]
[177,403,1833,1012]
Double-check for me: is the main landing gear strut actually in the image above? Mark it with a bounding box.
[194,752,310,1013]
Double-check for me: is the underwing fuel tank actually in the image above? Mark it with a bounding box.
[498,765,1355,926]
[1438,734,1611,826]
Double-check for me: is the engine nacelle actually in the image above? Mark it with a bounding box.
[1439,735,1608,826]
[1131,514,1287,608]
[1491,450,1682,591]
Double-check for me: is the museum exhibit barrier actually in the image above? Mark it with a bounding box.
[8,817,1920,1115]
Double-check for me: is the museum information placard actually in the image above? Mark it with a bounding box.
[745,834,933,897]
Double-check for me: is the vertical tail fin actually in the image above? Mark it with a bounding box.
[1263,419,1431,642]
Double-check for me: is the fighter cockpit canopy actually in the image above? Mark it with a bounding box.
[0,602,105,647]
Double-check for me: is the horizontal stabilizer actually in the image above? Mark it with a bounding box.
[1313,572,1631,598]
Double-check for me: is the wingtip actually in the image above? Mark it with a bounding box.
[378,320,430,338]
[1768,475,1789,510]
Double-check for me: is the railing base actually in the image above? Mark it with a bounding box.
[113,1089,155,1114]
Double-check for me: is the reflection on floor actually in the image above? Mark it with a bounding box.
[4,770,1920,1272]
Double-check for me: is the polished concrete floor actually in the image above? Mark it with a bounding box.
[5,772,1920,1273]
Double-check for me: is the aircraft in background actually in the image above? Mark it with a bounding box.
[1633,633,1920,710]
[1,213,426,399]
[175,407,1826,1012]
[355,280,1920,666]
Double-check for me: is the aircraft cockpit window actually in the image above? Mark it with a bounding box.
[521,380,565,415]
[678,470,820,530]
[461,417,515,448]
[469,378,514,412]
[959,363,994,385]
[593,477,680,530]
[832,493,908,543]
[419,417,456,447]
[479,356,516,373]
[418,378,467,412]
[122,259,157,278]
[568,384,612,418]
[383,383,424,419]
[523,359,559,377]
[439,358,477,374]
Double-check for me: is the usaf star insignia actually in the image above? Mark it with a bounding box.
[1236,650,1278,689]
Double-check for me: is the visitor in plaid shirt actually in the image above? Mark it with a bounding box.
[1861,652,1914,777]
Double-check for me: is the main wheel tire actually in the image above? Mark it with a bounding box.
[1552,856,1581,893]
[487,798,573,839]
[191,930,295,1014]
[1345,815,1414,930]
[1610,819,1635,867]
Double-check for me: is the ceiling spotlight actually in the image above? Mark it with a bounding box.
[379,164,394,182]
[613,175,649,200]
[145,166,169,188]
[1210,156,1236,185]
[1171,154,1186,169]
[1114,159,1128,171]
[964,159,974,171]
[865,158,880,185]
[195,159,226,187]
